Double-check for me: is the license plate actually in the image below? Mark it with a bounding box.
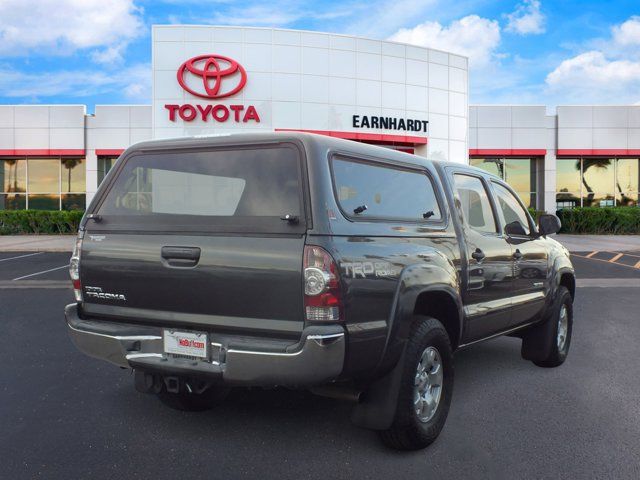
[163,329,208,359]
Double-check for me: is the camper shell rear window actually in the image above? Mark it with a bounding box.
[94,144,306,233]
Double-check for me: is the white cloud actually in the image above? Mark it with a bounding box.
[0,0,144,63]
[545,16,640,104]
[505,0,545,35]
[389,15,501,68]
[344,0,438,39]
[611,15,640,47]
[0,63,151,102]
[205,0,364,28]
[90,43,128,65]
[189,0,436,38]
[546,51,640,88]
[210,5,303,26]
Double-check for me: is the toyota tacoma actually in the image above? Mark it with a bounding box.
[65,132,575,450]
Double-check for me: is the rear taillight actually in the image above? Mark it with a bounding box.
[303,245,342,322]
[69,232,83,302]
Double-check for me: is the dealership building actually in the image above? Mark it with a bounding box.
[1,25,639,213]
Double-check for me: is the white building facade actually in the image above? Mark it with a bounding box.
[152,25,468,160]
[469,105,640,211]
[0,26,638,213]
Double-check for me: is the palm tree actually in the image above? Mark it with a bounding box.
[579,158,612,206]
[5,159,17,192]
[615,160,636,206]
[61,158,82,193]
[483,158,505,179]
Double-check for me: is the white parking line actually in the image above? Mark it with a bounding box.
[13,265,69,281]
[0,252,44,263]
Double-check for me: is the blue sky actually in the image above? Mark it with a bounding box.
[0,0,639,111]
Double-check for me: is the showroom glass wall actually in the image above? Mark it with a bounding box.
[0,157,86,210]
[98,156,118,185]
[469,157,539,208]
[556,158,639,208]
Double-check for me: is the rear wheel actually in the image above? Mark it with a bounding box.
[379,316,454,451]
[157,383,230,412]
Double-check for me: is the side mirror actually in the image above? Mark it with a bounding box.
[537,214,561,236]
[504,221,527,236]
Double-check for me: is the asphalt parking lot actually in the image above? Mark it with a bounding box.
[1,251,640,479]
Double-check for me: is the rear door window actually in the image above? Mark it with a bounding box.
[96,145,304,233]
[452,174,498,234]
[331,157,442,222]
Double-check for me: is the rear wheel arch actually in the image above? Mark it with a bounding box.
[413,289,463,349]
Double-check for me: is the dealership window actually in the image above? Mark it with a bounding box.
[98,157,118,185]
[0,157,86,211]
[470,157,538,208]
[616,158,639,207]
[556,158,639,208]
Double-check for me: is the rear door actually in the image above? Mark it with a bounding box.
[80,142,308,337]
[449,171,514,342]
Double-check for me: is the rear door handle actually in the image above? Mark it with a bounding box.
[471,248,486,262]
[161,246,201,267]
[513,249,523,260]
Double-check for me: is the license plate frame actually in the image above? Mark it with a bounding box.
[163,329,208,359]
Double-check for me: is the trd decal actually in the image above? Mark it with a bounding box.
[341,261,401,279]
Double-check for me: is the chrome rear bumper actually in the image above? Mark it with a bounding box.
[65,303,345,386]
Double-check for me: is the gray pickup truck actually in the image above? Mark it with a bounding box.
[66,132,575,450]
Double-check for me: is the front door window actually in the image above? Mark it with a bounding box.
[492,182,532,237]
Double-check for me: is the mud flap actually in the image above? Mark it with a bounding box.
[520,312,555,362]
[350,350,406,431]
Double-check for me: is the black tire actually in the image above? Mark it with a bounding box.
[157,384,230,412]
[379,316,454,451]
[522,286,573,368]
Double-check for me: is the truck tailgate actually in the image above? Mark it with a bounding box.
[80,233,305,334]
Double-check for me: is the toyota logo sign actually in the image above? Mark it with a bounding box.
[166,54,260,124]
[177,54,247,99]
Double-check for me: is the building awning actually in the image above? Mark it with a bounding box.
[556,149,640,156]
[469,149,546,156]
[0,149,85,156]
[96,149,125,156]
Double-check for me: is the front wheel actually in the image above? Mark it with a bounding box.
[379,316,454,451]
[522,286,573,368]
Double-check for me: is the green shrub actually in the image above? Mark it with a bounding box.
[527,208,546,222]
[556,207,640,234]
[0,210,84,235]
[2,207,638,235]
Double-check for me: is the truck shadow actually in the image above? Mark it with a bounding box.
[113,336,528,454]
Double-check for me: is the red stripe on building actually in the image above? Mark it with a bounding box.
[469,149,547,156]
[96,149,125,156]
[274,129,428,146]
[556,149,640,156]
[0,149,85,156]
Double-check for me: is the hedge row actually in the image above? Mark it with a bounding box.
[0,210,84,235]
[556,207,640,235]
[1,207,639,235]
[527,208,546,221]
